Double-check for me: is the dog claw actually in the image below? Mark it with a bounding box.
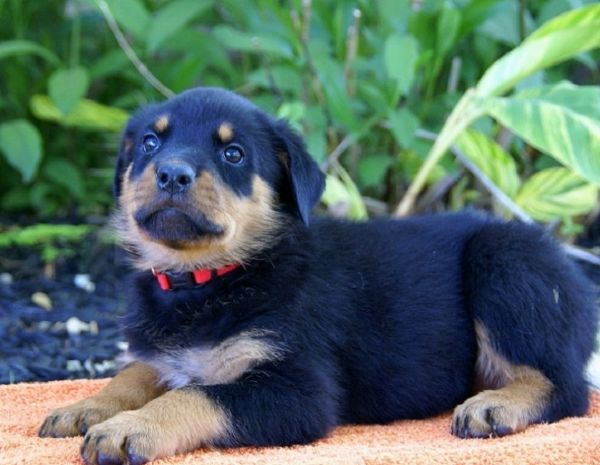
[97,452,122,465]
[126,449,148,465]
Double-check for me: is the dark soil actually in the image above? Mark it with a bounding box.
[0,227,130,384]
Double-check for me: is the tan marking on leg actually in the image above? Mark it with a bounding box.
[154,114,170,133]
[217,122,234,143]
[81,389,230,464]
[452,322,553,438]
[39,362,165,438]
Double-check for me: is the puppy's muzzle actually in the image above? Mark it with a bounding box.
[156,162,196,195]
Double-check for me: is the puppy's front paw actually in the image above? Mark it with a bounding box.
[452,389,539,438]
[39,398,123,438]
[80,411,169,465]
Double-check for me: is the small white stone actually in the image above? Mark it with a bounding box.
[0,272,13,285]
[66,359,83,372]
[89,320,99,335]
[74,274,96,293]
[65,316,89,336]
[84,359,95,375]
[116,341,129,352]
[94,360,116,375]
[31,292,53,311]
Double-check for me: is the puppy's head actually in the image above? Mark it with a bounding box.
[113,87,325,271]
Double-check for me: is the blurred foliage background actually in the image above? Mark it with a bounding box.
[0,0,599,241]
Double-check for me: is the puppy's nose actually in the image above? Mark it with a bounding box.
[156,163,196,193]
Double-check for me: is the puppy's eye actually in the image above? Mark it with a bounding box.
[223,145,244,164]
[142,133,160,154]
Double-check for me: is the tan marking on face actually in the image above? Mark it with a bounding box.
[114,166,284,271]
[81,389,230,463]
[134,330,285,388]
[217,122,234,143]
[452,321,554,437]
[154,115,170,133]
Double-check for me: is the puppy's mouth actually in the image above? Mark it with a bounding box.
[134,205,224,246]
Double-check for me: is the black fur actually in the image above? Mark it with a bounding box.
[116,87,598,447]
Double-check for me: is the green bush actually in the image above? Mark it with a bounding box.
[0,0,598,237]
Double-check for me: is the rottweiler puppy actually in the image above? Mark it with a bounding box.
[39,87,598,465]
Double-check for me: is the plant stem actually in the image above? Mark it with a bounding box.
[96,0,174,98]
[395,88,481,216]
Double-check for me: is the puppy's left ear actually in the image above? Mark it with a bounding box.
[273,119,325,225]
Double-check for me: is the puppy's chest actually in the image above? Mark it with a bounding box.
[128,330,283,389]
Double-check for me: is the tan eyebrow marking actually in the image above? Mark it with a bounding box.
[217,122,234,143]
[154,115,170,133]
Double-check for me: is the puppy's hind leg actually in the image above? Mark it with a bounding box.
[453,222,598,438]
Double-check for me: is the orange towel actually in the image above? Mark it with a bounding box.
[0,379,598,465]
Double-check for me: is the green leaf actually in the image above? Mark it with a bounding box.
[358,155,393,188]
[484,83,600,185]
[455,129,520,197]
[476,5,600,97]
[383,34,418,97]
[147,0,214,52]
[0,120,42,183]
[48,67,90,116]
[30,95,128,132]
[388,108,419,149]
[43,159,84,198]
[0,40,60,65]
[212,25,293,59]
[515,168,598,221]
[436,5,461,57]
[104,0,150,41]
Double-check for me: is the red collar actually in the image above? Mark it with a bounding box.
[152,263,240,291]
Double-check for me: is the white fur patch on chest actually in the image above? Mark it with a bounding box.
[128,330,284,389]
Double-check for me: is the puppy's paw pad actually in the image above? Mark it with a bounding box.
[452,391,526,439]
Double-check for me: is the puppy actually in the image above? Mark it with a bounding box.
[39,88,598,465]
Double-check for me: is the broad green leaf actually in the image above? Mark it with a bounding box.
[527,3,600,41]
[30,95,128,132]
[311,49,357,130]
[43,159,84,198]
[455,129,520,197]
[0,120,42,183]
[436,5,461,57]
[476,5,600,97]
[383,34,418,97]
[358,155,392,188]
[484,84,600,185]
[0,40,60,65]
[515,81,600,120]
[388,108,419,148]
[48,67,90,116]
[104,0,150,41]
[515,167,598,221]
[147,0,214,52]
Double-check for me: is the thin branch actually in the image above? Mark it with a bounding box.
[415,128,600,266]
[96,0,175,99]
[322,134,354,170]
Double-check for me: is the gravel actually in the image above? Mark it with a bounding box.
[0,233,129,384]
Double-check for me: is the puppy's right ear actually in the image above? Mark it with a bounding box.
[113,129,135,201]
